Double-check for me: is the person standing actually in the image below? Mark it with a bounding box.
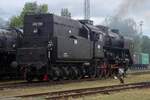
[118,67,125,84]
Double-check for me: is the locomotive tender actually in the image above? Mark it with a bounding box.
[17,14,133,81]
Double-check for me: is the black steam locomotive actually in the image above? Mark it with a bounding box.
[0,28,22,79]
[17,14,133,81]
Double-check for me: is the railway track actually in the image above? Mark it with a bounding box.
[0,70,149,90]
[0,78,100,90]
[127,69,150,75]
[16,82,150,100]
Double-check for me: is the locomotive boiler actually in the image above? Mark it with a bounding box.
[17,14,133,82]
[0,28,22,78]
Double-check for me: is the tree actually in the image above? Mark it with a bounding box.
[133,35,142,53]
[141,35,150,54]
[10,2,48,27]
[61,8,71,18]
[10,16,22,28]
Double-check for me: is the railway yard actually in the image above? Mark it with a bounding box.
[0,1,150,100]
[0,71,149,100]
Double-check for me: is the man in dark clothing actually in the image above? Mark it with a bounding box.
[118,67,125,84]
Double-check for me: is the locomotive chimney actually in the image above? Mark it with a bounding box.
[79,20,93,25]
[111,29,120,34]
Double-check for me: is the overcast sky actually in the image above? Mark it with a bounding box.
[0,0,150,36]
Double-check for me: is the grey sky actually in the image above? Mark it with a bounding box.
[0,0,149,35]
[0,0,120,18]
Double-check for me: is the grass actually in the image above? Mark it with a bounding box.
[0,73,150,99]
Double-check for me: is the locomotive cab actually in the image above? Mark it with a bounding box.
[84,24,104,59]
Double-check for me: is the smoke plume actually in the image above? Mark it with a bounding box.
[107,0,149,35]
[0,18,8,28]
[144,11,150,22]
[116,0,148,18]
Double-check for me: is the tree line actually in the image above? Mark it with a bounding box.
[9,2,71,28]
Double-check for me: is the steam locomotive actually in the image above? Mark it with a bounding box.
[16,14,133,82]
[0,28,22,79]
